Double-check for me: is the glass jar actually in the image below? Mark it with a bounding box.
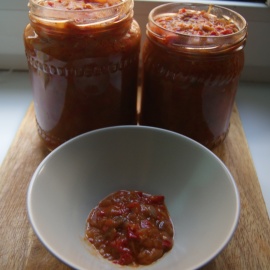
[140,3,247,149]
[24,0,141,150]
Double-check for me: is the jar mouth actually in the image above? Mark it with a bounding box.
[147,2,247,51]
[29,0,133,26]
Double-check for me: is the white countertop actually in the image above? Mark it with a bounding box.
[1,71,269,217]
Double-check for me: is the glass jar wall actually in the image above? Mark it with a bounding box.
[140,3,247,149]
[24,0,141,150]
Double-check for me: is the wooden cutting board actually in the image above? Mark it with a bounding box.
[0,103,269,269]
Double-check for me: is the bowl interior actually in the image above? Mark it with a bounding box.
[27,126,239,270]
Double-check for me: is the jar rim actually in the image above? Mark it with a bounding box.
[147,2,247,51]
[28,0,133,26]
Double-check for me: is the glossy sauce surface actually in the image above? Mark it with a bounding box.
[85,190,174,266]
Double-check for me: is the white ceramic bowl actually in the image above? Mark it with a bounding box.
[27,126,240,270]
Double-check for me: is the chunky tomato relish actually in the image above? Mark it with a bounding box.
[85,190,174,266]
[155,8,239,36]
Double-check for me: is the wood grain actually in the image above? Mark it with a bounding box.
[0,103,269,270]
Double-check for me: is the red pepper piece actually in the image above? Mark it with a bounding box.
[162,239,173,249]
[221,29,233,35]
[114,250,134,265]
[127,201,140,209]
[47,1,54,7]
[148,195,165,204]
[127,224,140,239]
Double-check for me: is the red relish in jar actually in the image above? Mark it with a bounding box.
[140,3,247,149]
[24,0,141,150]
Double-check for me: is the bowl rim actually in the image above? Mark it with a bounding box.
[27,125,240,270]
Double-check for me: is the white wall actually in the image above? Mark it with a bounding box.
[0,0,270,82]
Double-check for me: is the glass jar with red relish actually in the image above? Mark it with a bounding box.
[24,0,141,150]
[140,3,247,149]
